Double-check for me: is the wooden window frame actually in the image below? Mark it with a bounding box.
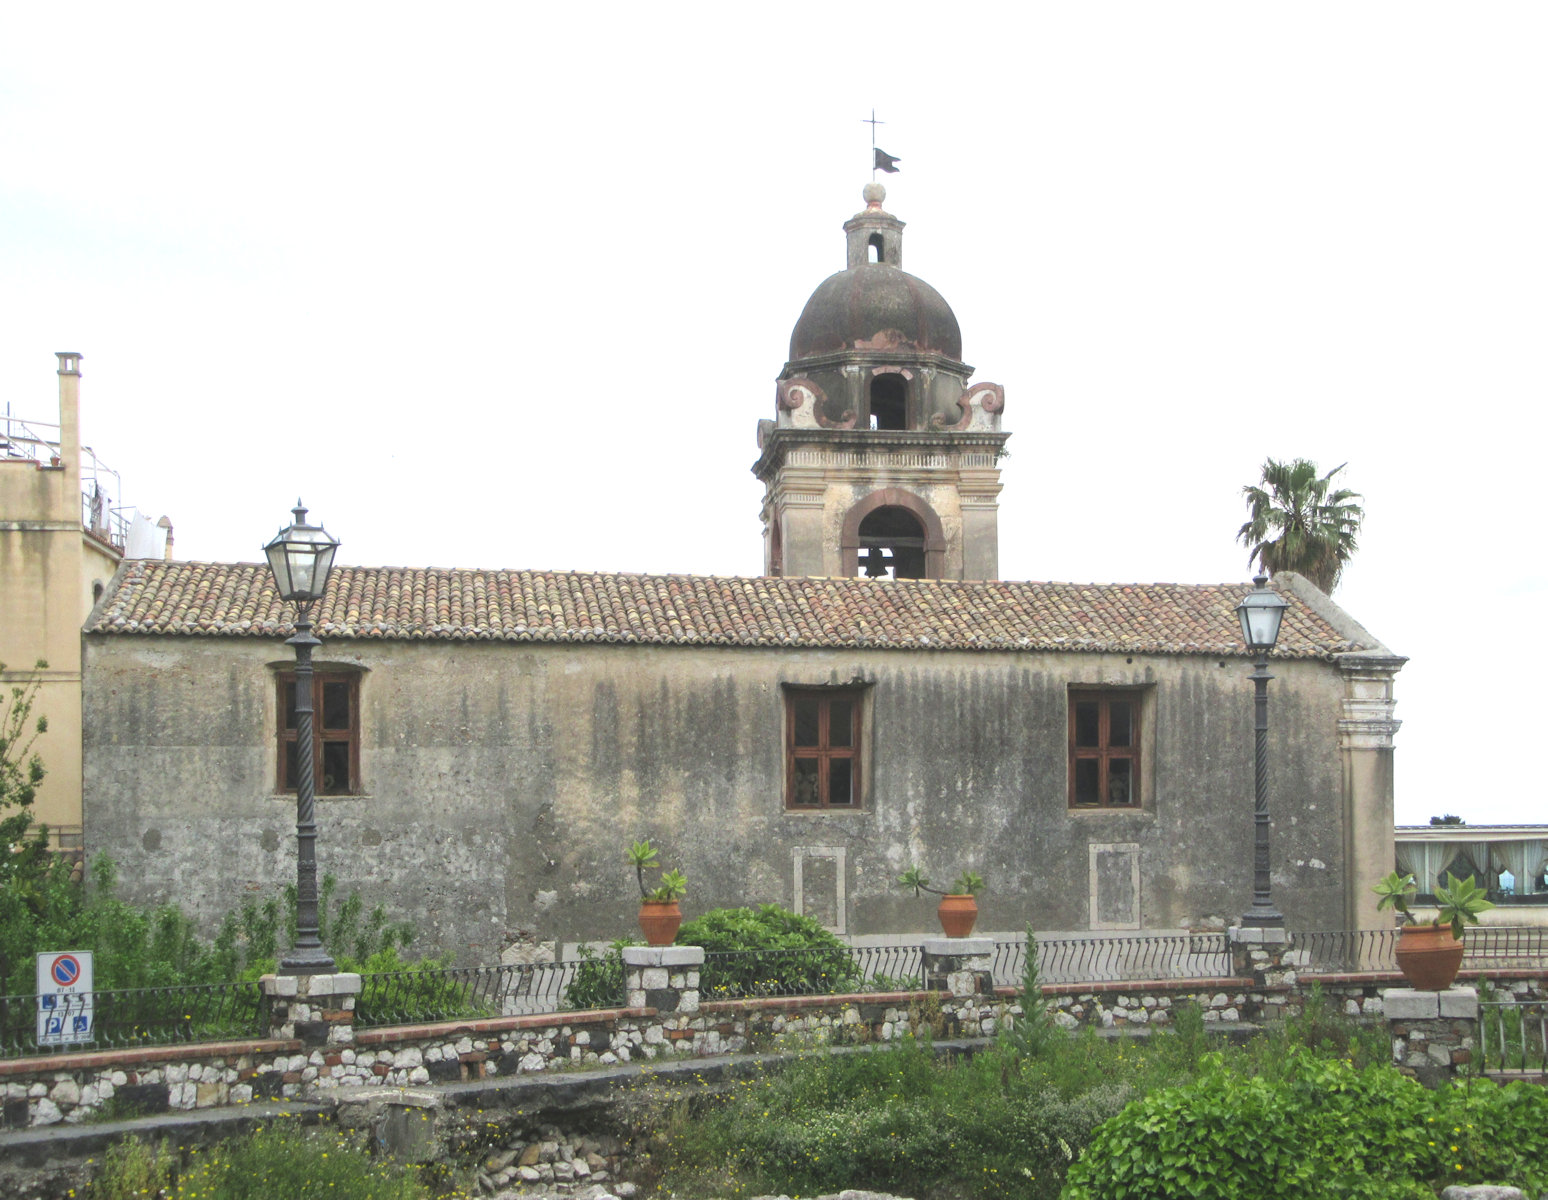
[277,670,361,796]
[785,687,863,811]
[1068,689,1141,810]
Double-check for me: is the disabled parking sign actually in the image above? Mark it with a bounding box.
[36,951,94,1046]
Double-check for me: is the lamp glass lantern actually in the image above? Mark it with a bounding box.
[1236,574,1288,652]
[264,502,340,605]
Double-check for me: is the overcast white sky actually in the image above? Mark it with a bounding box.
[3,4,1543,825]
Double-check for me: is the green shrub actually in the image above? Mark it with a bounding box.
[351,947,489,1026]
[563,937,636,1010]
[678,904,858,997]
[1061,1051,1548,1199]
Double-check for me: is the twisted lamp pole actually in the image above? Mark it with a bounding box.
[264,501,341,974]
[1236,573,1289,928]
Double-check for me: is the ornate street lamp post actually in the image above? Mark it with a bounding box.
[264,501,341,974]
[1236,573,1289,928]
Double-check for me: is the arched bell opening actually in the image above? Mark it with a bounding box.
[870,373,907,430]
[857,507,926,579]
[841,489,947,579]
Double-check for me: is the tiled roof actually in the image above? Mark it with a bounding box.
[87,561,1370,658]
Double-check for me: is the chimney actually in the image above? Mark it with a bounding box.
[158,515,175,560]
[55,352,83,520]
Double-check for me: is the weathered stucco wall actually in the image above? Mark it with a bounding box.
[83,635,1354,958]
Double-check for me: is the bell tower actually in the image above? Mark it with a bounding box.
[753,183,1009,580]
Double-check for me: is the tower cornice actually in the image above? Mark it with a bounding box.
[752,427,1010,484]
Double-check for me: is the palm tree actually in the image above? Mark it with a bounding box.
[1237,458,1364,593]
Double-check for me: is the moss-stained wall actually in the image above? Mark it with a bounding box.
[82,636,1352,958]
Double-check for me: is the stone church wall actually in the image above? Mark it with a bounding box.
[82,635,1350,958]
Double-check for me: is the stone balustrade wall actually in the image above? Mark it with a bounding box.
[2,963,1544,1129]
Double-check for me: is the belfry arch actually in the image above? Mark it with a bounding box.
[841,489,946,580]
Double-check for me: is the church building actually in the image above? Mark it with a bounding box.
[79,185,1404,959]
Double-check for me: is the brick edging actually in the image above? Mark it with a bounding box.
[699,992,916,1015]
[351,1006,652,1046]
[0,1038,300,1077]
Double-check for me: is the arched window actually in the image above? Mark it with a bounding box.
[868,232,885,263]
[857,507,925,579]
[870,373,906,430]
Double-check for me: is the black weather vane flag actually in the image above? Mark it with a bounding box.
[864,109,901,176]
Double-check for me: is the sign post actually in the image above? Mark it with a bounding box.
[36,951,94,1047]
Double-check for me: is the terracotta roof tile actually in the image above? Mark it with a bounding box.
[87,561,1369,658]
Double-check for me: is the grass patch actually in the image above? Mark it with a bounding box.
[89,1120,435,1199]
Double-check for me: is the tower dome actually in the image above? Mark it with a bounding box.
[788,268,962,361]
[786,182,963,363]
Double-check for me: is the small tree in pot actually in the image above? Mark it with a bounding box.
[628,839,688,946]
[898,866,985,937]
[1373,870,1494,990]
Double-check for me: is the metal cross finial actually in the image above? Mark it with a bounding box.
[863,109,884,177]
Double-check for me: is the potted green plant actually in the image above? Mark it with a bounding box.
[898,866,985,937]
[628,838,688,946]
[1373,870,1495,990]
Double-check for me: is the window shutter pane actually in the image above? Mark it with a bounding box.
[322,681,351,731]
[828,699,853,748]
[284,741,298,790]
[321,741,350,795]
[792,759,820,806]
[1109,758,1134,804]
[1109,700,1133,747]
[282,681,298,730]
[1074,701,1100,747]
[1074,759,1100,806]
[793,697,821,747]
[828,758,853,806]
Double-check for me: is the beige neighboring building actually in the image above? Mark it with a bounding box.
[0,353,168,846]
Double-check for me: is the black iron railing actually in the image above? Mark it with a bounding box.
[1480,1000,1548,1075]
[354,961,593,1030]
[0,981,264,1060]
[993,933,1234,986]
[1292,925,1548,975]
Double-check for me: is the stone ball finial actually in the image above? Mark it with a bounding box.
[862,181,886,206]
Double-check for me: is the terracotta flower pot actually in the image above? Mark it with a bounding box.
[1394,923,1464,990]
[937,894,979,938]
[638,900,683,947]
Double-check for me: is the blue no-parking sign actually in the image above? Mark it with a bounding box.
[36,951,94,1046]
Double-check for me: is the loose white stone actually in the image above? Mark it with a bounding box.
[33,1099,63,1126]
[49,1080,80,1106]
